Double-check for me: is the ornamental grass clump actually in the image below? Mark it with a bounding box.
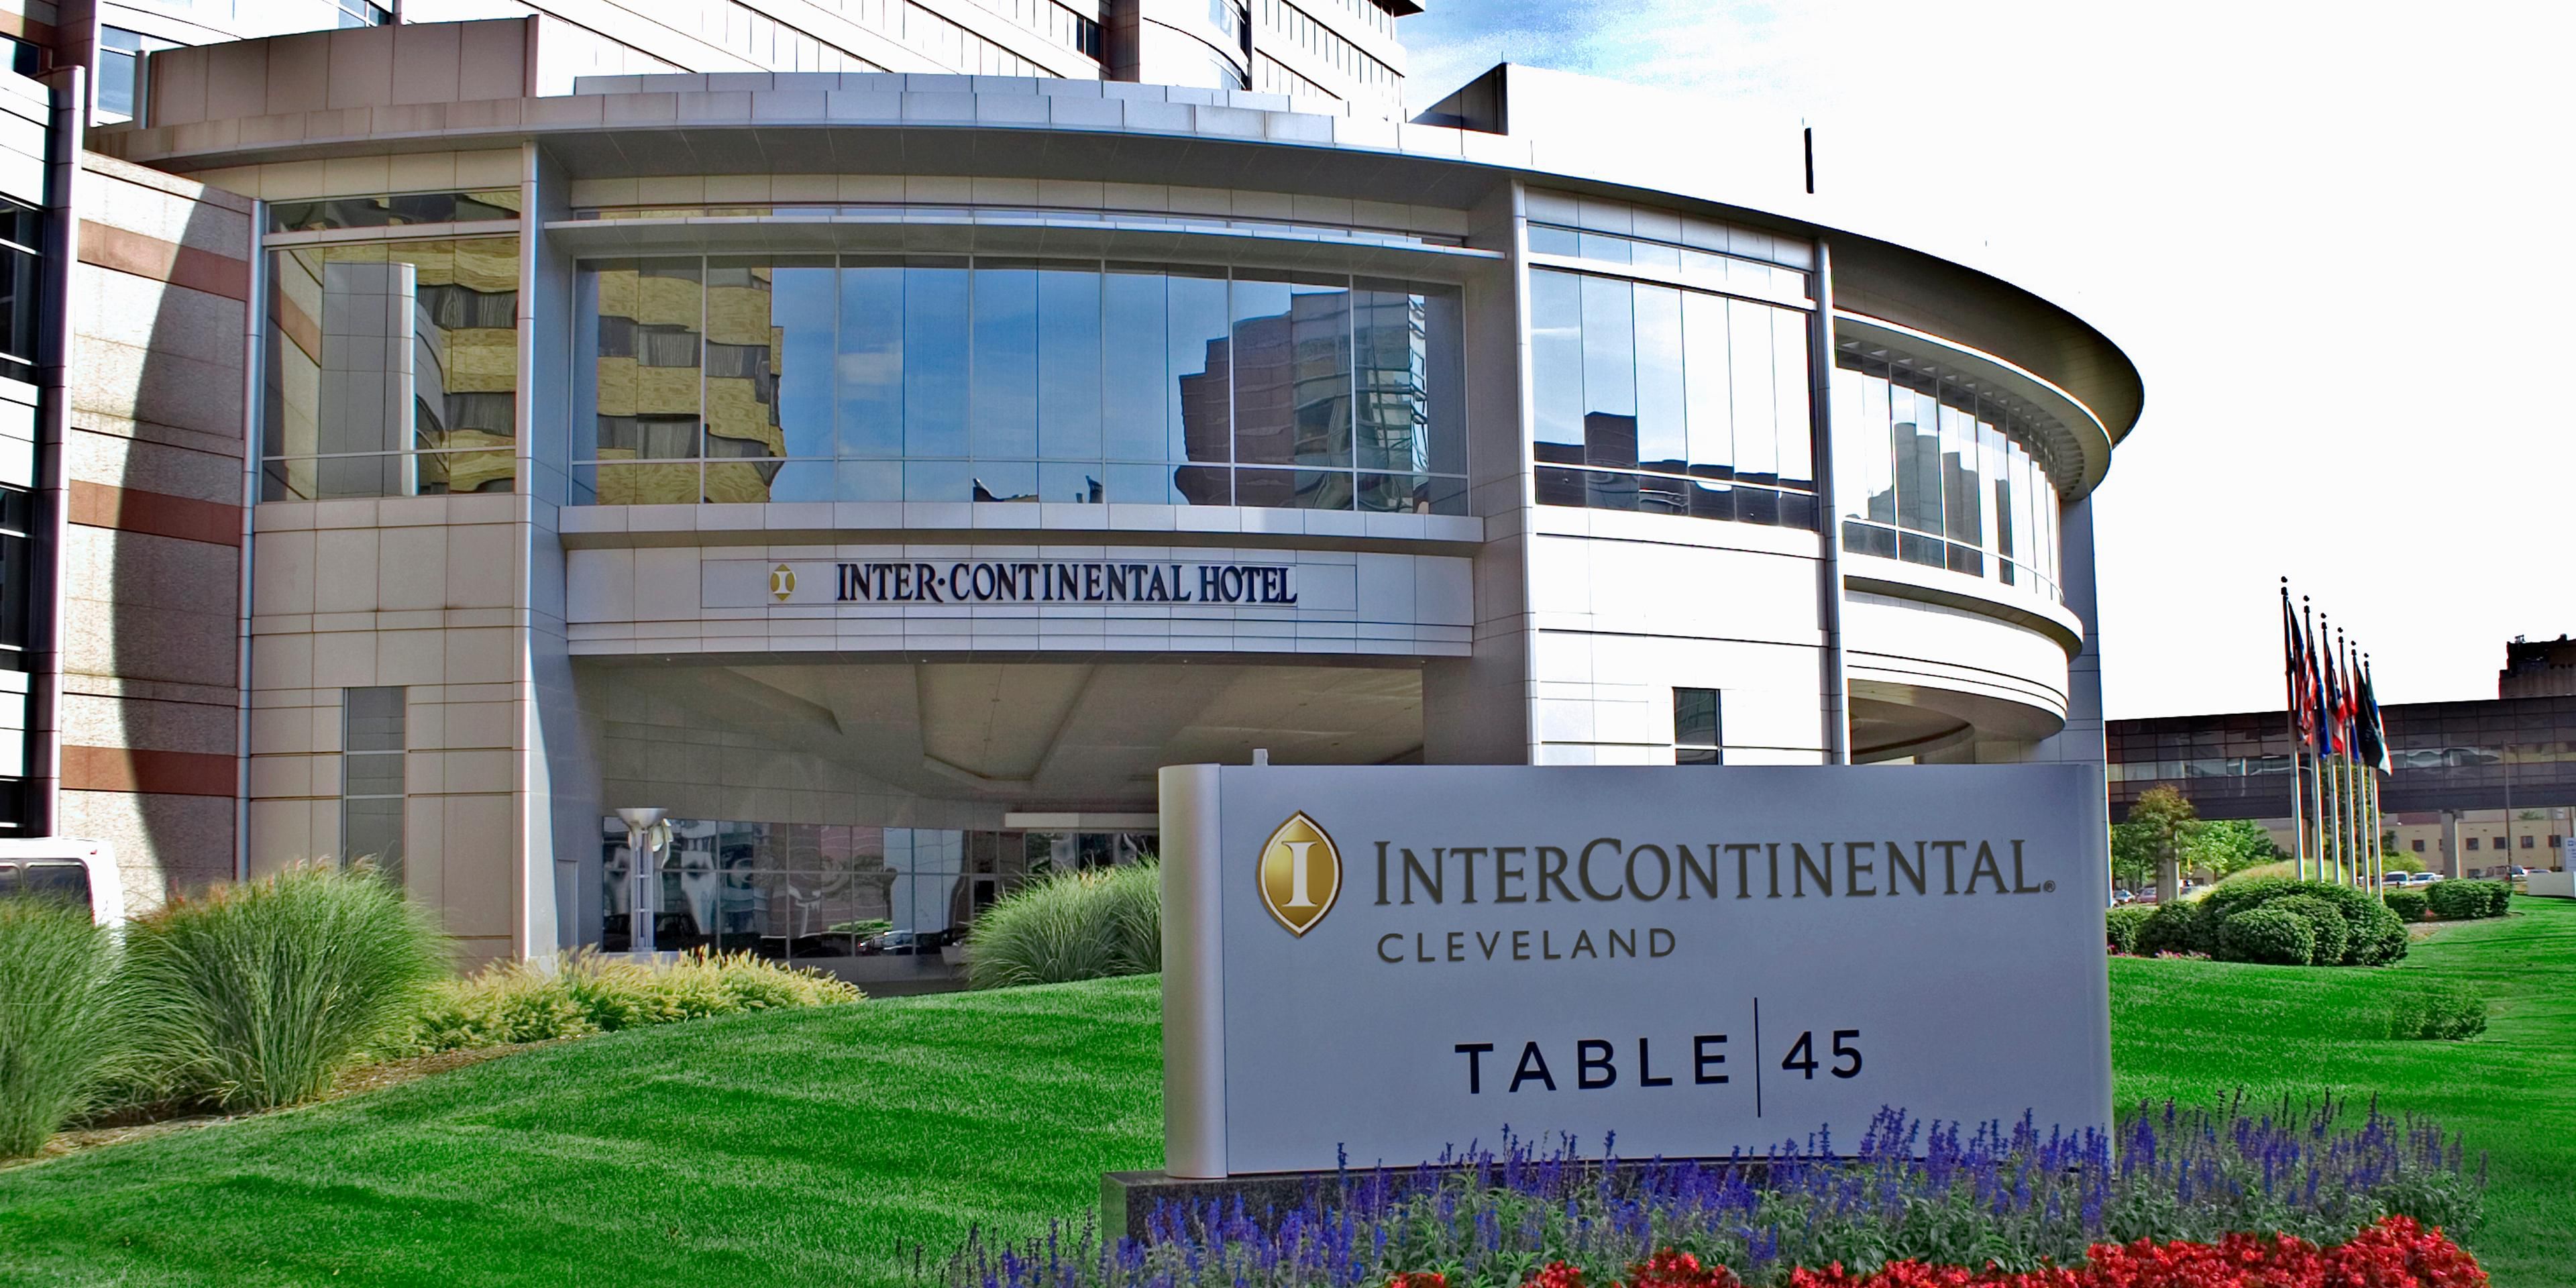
[121,862,446,1112]
[938,1098,2481,1288]
[0,898,131,1157]
[967,861,1161,989]
[386,947,862,1055]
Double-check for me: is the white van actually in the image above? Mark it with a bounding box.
[0,839,123,926]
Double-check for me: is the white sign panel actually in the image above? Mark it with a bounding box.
[1158,764,2114,1178]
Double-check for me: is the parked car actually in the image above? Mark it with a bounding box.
[2379,871,2412,885]
[2406,871,2442,886]
[855,929,920,956]
[0,839,121,926]
[2110,889,2135,905]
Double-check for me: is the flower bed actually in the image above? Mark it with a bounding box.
[1379,1218,2483,1288]
[942,1100,2481,1288]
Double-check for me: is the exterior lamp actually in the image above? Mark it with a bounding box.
[616,807,669,953]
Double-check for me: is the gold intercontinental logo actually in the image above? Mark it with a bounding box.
[1258,812,1340,936]
[770,564,798,602]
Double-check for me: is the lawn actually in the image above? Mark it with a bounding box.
[2110,896,2576,1288]
[0,902,2568,1287]
[0,975,1165,1288]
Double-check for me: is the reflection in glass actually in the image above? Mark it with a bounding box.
[262,237,521,500]
[904,257,970,458]
[596,817,1156,965]
[1525,266,1814,529]
[1831,351,2065,602]
[838,258,903,457]
[572,257,1463,511]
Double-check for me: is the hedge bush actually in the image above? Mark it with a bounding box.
[2382,888,2428,922]
[2132,902,2199,957]
[2269,894,2349,965]
[2426,879,2510,921]
[0,899,131,1157]
[2104,906,2154,955]
[967,861,1161,988]
[121,863,447,1112]
[386,948,862,1056]
[2187,877,2404,966]
[2217,906,2314,966]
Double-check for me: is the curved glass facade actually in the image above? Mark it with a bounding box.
[572,256,1466,511]
[1829,351,2064,601]
[1524,265,1819,528]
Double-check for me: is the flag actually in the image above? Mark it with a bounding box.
[2322,637,2346,757]
[2359,659,2392,773]
[2284,595,2318,752]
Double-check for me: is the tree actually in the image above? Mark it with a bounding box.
[2182,818,2281,881]
[2113,785,2200,902]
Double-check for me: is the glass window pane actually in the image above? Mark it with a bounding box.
[1727,299,1774,484]
[1229,278,1290,465]
[1939,399,1978,547]
[1770,306,1811,488]
[1578,274,1635,470]
[903,258,969,457]
[905,458,973,501]
[1633,283,1685,475]
[1682,290,1731,478]
[765,259,835,458]
[1673,687,1720,747]
[1353,286,1428,474]
[1421,289,1466,477]
[837,258,904,457]
[969,262,1038,461]
[590,460,700,504]
[1102,268,1167,462]
[704,260,789,462]
[1036,266,1104,460]
[1529,270,1585,468]
[1169,270,1230,468]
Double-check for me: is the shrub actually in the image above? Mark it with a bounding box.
[2269,894,2349,965]
[2131,901,2200,957]
[2425,879,2507,921]
[0,899,129,1157]
[2217,906,2314,965]
[2383,888,2429,922]
[2187,879,2403,966]
[388,948,862,1055]
[121,863,447,1112]
[967,861,1161,989]
[2386,986,2487,1041]
[2104,906,2153,955]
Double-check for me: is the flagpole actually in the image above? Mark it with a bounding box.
[2281,580,2306,879]
[2318,597,2339,881]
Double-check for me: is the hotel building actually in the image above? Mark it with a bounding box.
[0,0,2143,980]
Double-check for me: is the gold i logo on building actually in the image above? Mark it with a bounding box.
[769,564,798,602]
[1257,811,1339,936]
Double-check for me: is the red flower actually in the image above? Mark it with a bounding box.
[1389,1273,1448,1288]
[1629,1248,1739,1288]
[1525,1262,1589,1288]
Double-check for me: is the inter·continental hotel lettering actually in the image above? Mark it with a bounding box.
[832,560,1297,606]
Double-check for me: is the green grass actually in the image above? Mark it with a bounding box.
[0,904,2569,1287]
[0,976,1162,1287]
[2111,896,2576,1288]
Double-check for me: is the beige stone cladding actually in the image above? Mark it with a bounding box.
[61,154,255,914]
[248,493,529,964]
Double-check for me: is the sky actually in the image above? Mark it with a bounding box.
[1394,1,2576,719]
